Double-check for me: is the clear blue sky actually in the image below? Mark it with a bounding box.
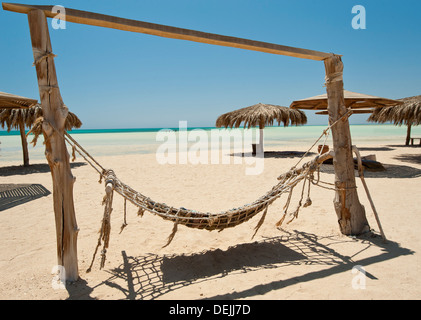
[1,0,420,129]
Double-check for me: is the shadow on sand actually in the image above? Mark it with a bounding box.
[0,183,51,211]
[231,151,316,159]
[67,230,413,300]
[0,162,86,177]
[393,154,421,166]
[320,162,421,179]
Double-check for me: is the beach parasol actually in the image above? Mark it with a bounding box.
[290,90,402,112]
[0,104,82,166]
[0,91,38,109]
[215,103,307,154]
[368,95,421,145]
[0,91,38,166]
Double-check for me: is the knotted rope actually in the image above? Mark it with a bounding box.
[84,111,356,270]
[32,49,57,66]
[85,147,334,271]
[29,107,356,271]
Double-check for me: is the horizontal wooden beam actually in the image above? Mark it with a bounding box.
[2,2,332,61]
[315,109,374,115]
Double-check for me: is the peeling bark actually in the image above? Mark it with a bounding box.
[324,55,370,235]
[28,9,78,282]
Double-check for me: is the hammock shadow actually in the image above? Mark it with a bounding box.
[160,239,306,284]
[205,232,413,300]
[101,230,412,300]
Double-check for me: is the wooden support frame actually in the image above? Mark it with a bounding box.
[324,55,369,235]
[2,3,370,282]
[27,9,79,281]
[3,3,331,61]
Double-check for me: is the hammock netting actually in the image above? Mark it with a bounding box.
[30,112,351,272]
[87,151,332,271]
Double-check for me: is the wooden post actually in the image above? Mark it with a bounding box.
[405,123,411,146]
[352,146,386,242]
[324,54,370,235]
[27,9,79,282]
[18,120,29,166]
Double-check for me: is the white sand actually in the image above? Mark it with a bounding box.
[0,143,420,300]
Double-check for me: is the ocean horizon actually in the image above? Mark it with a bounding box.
[0,122,417,134]
[1,124,420,163]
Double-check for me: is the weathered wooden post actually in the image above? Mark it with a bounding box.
[324,54,370,235]
[1,3,377,281]
[405,123,412,146]
[27,9,79,282]
[18,119,29,166]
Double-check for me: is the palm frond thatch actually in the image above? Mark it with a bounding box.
[0,91,38,109]
[1,97,82,166]
[368,95,421,126]
[290,90,402,110]
[215,103,307,129]
[1,104,82,149]
[0,104,82,132]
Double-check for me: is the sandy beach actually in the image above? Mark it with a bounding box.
[1,137,420,300]
[1,0,420,304]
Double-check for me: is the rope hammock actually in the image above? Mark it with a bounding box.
[84,147,333,271]
[29,108,383,272]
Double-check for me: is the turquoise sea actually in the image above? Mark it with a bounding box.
[1,124,420,163]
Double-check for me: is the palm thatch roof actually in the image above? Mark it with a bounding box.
[0,104,42,131]
[0,91,38,109]
[290,90,402,110]
[367,95,421,146]
[215,103,307,129]
[0,104,82,132]
[0,104,82,166]
[368,95,421,126]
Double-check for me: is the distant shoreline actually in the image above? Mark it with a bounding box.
[0,123,408,136]
[1,124,419,163]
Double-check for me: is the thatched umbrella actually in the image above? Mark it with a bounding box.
[215,103,307,154]
[368,95,421,145]
[0,91,38,109]
[0,104,82,166]
[290,90,402,111]
[0,91,38,166]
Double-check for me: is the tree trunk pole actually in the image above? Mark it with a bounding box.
[18,120,29,166]
[27,9,79,282]
[405,123,411,146]
[324,54,370,235]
